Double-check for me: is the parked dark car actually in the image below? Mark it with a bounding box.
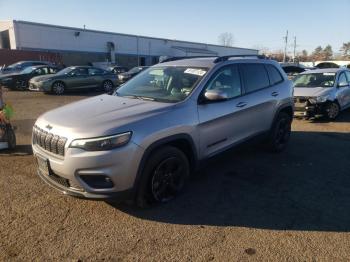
[118,66,149,84]
[107,66,129,75]
[0,61,52,75]
[29,66,119,95]
[281,64,307,79]
[0,65,59,90]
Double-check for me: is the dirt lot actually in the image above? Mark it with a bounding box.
[1,90,350,261]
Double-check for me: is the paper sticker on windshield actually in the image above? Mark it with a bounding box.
[185,68,207,76]
[323,73,335,76]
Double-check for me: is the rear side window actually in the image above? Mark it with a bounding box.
[241,64,270,93]
[266,64,284,85]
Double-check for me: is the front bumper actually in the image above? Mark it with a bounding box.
[32,140,144,200]
[294,98,327,117]
[29,81,51,92]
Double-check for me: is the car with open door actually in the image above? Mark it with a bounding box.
[0,65,59,90]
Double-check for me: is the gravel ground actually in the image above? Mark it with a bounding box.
[1,90,350,261]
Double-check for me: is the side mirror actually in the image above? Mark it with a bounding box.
[203,89,229,102]
[338,82,349,88]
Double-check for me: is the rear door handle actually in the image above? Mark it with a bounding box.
[271,91,279,97]
[236,102,247,108]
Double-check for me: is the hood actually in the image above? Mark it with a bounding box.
[36,94,174,138]
[294,86,332,97]
[0,72,22,79]
[0,68,19,74]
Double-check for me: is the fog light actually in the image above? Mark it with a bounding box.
[80,175,114,189]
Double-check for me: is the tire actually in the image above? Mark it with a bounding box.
[325,102,340,120]
[52,81,65,95]
[102,80,114,93]
[136,146,190,207]
[266,112,292,153]
[6,125,16,150]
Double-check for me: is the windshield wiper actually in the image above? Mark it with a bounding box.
[135,96,155,101]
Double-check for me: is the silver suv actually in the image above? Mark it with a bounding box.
[293,68,350,119]
[32,55,294,206]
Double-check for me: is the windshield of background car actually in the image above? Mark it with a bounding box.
[115,66,208,103]
[128,67,144,74]
[21,67,36,74]
[293,72,336,88]
[56,67,75,75]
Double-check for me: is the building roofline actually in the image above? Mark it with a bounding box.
[11,20,258,52]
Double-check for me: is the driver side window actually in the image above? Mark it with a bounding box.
[205,65,242,99]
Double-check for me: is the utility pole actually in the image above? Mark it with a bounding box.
[283,30,288,63]
[293,36,297,63]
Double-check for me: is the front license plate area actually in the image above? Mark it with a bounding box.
[36,155,50,176]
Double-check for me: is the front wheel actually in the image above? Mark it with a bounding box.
[266,112,292,152]
[52,82,65,95]
[136,146,190,207]
[325,102,340,120]
[102,80,114,93]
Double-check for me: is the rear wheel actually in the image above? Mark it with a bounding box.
[266,112,291,152]
[136,146,190,207]
[52,81,65,95]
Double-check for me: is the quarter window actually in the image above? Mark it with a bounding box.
[241,64,270,93]
[205,65,242,99]
[266,64,283,85]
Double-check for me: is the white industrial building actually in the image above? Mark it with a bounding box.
[0,20,258,67]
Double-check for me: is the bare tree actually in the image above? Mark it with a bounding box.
[218,32,234,47]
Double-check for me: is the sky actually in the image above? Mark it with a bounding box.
[0,0,349,54]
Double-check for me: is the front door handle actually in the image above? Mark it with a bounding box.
[236,102,247,108]
[271,91,279,97]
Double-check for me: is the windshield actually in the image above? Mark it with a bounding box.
[128,67,145,74]
[21,67,35,74]
[6,62,23,69]
[56,67,75,75]
[115,66,208,103]
[293,72,336,88]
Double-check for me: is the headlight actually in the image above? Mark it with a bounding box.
[69,132,132,151]
[309,95,329,104]
[317,95,329,103]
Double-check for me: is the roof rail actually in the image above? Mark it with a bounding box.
[213,54,267,63]
[159,56,217,63]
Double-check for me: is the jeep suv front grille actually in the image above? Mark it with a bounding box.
[33,125,67,156]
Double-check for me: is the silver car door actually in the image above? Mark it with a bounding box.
[197,64,250,158]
